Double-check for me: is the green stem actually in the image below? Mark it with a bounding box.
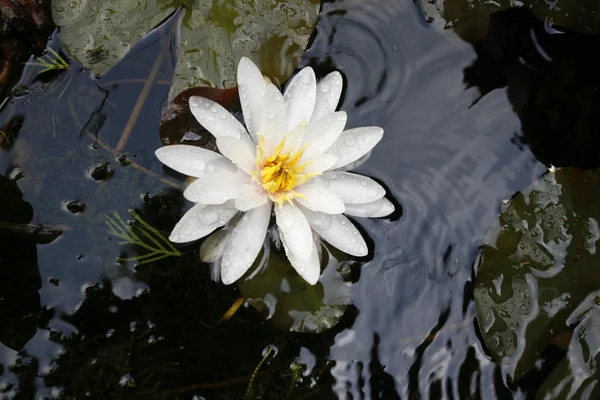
[246,348,274,399]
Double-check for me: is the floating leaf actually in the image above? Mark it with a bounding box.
[535,306,600,399]
[237,240,353,333]
[159,85,240,149]
[419,0,600,42]
[475,168,600,381]
[52,0,321,98]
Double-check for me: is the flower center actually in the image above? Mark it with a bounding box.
[254,134,318,206]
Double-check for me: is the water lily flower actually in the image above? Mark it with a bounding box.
[156,57,394,285]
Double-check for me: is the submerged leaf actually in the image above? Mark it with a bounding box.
[106,210,181,265]
[475,168,600,380]
[237,241,352,333]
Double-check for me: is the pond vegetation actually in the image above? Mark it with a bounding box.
[1,0,600,398]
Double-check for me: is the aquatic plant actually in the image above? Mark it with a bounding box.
[155,57,394,285]
[105,210,181,265]
[26,48,70,74]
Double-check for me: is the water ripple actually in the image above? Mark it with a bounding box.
[304,0,547,397]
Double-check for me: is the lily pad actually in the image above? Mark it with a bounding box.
[536,305,600,400]
[475,168,600,380]
[420,0,600,42]
[52,0,320,98]
[237,239,353,333]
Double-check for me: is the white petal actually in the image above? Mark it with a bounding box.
[183,169,245,204]
[275,203,313,259]
[285,234,321,285]
[284,67,316,132]
[155,145,222,178]
[238,57,266,142]
[337,150,372,172]
[322,171,385,204]
[189,96,249,140]
[302,154,338,175]
[300,207,367,256]
[210,259,222,282]
[216,136,256,175]
[344,198,395,218]
[169,201,238,243]
[220,202,272,284]
[312,71,343,122]
[235,183,268,211]
[260,84,288,151]
[303,111,347,158]
[282,124,306,153]
[326,127,384,170]
[199,229,229,263]
[294,179,345,214]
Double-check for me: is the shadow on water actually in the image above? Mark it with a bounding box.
[465,7,600,170]
[1,0,600,398]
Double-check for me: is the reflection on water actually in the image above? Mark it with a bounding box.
[304,1,547,398]
[1,0,600,398]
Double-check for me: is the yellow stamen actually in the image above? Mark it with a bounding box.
[254,134,319,206]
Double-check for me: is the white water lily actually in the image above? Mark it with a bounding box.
[155,57,394,285]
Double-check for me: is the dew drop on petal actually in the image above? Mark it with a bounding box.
[344,136,356,146]
[300,72,312,84]
[200,211,219,225]
[265,108,276,119]
[193,160,206,171]
[319,83,330,93]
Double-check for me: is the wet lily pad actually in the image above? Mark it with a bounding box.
[420,0,600,42]
[475,168,600,380]
[535,305,600,399]
[52,0,320,98]
[237,240,353,333]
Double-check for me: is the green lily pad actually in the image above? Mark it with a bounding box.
[237,239,353,333]
[535,304,600,400]
[52,0,320,98]
[475,168,600,381]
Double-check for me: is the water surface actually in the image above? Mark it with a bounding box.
[1,0,594,398]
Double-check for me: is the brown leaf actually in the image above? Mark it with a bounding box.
[159,86,240,152]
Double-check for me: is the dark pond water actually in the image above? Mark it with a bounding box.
[1,0,599,398]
